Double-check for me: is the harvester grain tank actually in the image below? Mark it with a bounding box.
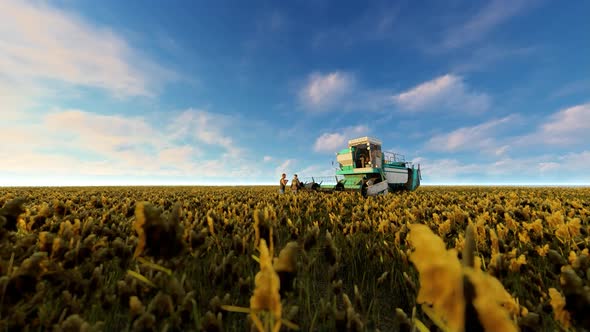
[303,136,421,197]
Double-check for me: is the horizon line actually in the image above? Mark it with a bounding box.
[1,183,589,188]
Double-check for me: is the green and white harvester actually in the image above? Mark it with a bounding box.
[302,136,421,197]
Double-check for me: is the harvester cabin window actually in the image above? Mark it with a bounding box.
[373,150,382,168]
[367,144,382,168]
[353,146,380,168]
[355,149,369,168]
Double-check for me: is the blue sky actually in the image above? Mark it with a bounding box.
[1,0,589,186]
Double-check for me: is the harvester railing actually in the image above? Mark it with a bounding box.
[384,151,406,163]
[301,175,344,186]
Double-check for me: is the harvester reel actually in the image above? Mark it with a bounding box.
[304,182,320,191]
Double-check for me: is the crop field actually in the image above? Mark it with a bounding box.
[0,185,589,332]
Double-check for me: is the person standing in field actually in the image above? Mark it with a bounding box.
[291,174,300,193]
[279,173,288,194]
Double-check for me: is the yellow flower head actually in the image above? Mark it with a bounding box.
[464,268,519,332]
[546,211,564,230]
[438,219,452,237]
[536,244,550,257]
[207,213,215,236]
[509,255,527,273]
[568,251,577,265]
[408,224,465,332]
[250,239,282,319]
[489,229,500,256]
[133,202,147,258]
[408,223,520,332]
[524,219,544,238]
[548,288,571,329]
[273,242,298,273]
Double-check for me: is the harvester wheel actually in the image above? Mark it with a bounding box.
[361,184,368,198]
[335,182,344,191]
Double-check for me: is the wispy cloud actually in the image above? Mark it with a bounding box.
[167,109,240,154]
[293,164,335,179]
[392,74,490,113]
[549,80,590,99]
[241,9,287,58]
[504,102,590,149]
[425,115,517,153]
[313,125,369,153]
[0,80,45,120]
[440,0,537,50]
[531,102,590,145]
[0,108,257,182]
[451,45,538,73]
[39,111,167,176]
[413,158,483,182]
[416,151,590,184]
[158,146,200,166]
[423,102,590,158]
[299,71,355,111]
[311,3,402,48]
[416,102,590,183]
[0,0,176,99]
[296,71,393,113]
[275,159,295,178]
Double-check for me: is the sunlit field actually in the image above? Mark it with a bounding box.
[1,186,589,331]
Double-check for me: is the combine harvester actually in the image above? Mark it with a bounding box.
[302,136,421,197]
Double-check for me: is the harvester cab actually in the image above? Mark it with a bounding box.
[303,136,421,197]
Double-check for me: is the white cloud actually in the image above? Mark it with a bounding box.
[538,162,560,173]
[393,75,457,110]
[392,74,490,113]
[515,102,590,147]
[45,109,160,145]
[293,164,335,178]
[158,146,200,166]
[416,151,590,184]
[0,108,260,183]
[299,71,354,110]
[295,70,394,114]
[313,125,369,153]
[413,103,590,184]
[416,158,483,181]
[441,0,536,50]
[0,0,175,98]
[425,115,517,153]
[539,103,590,144]
[494,145,510,156]
[314,133,346,153]
[167,109,240,154]
[0,81,36,119]
[263,156,273,162]
[39,110,192,175]
[560,151,590,172]
[275,159,295,179]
